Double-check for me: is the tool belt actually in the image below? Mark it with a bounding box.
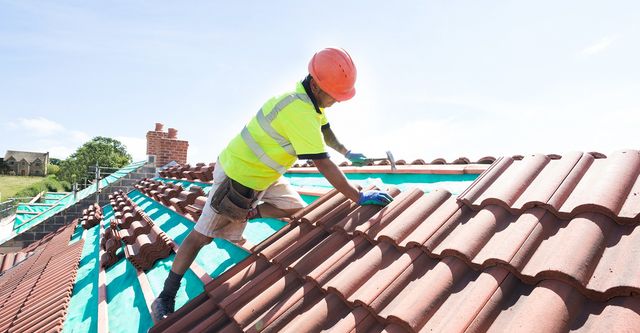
[209,177,256,220]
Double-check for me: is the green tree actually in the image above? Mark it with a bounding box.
[47,163,60,175]
[58,137,132,184]
[0,158,9,174]
[49,158,62,165]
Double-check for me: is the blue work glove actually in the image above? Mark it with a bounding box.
[358,190,393,206]
[345,150,368,165]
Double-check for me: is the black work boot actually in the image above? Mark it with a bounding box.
[151,296,175,323]
[152,270,182,322]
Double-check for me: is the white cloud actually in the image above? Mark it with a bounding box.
[580,35,619,56]
[13,117,64,136]
[116,136,146,162]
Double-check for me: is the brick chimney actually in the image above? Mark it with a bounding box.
[146,123,189,166]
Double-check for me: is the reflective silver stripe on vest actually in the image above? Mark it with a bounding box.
[255,93,311,157]
[256,109,295,155]
[241,126,287,174]
[242,93,312,174]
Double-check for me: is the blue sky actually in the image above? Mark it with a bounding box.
[1,1,638,164]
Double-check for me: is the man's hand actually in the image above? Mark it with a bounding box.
[358,190,393,206]
[345,150,368,165]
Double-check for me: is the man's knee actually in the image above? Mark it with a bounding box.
[185,230,213,248]
[281,207,302,217]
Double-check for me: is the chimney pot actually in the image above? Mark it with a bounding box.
[168,128,178,139]
[155,123,164,132]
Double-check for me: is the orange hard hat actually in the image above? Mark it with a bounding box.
[308,48,357,102]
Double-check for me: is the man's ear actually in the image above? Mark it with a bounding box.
[309,77,319,93]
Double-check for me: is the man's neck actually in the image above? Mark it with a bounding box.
[301,76,322,114]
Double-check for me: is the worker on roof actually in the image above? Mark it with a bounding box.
[151,47,393,322]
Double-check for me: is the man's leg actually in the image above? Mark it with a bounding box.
[169,230,213,275]
[256,177,307,219]
[152,230,212,322]
[255,203,299,218]
[152,161,227,322]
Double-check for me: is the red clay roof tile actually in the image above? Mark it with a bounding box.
[149,151,640,332]
[459,151,640,224]
[0,220,83,333]
[108,191,173,271]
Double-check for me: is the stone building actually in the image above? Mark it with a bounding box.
[3,151,49,176]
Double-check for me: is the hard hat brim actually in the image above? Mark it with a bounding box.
[330,86,356,102]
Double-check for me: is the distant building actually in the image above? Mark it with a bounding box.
[3,151,49,176]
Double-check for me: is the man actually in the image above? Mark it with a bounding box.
[151,47,393,321]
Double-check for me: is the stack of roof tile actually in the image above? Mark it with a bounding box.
[169,185,205,218]
[119,213,152,245]
[151,182,183,204]
[100,220,122,269]
[184,196,207,222]
[158,163,214,182]
[109,191,173,271]
[126,224,173,271]
[80,202,103,229]
[156,183,184,205]
[184,163,214,182]
[0,221,84,332]
[136,179,206,221]
[135,179,162,197]
[150,150,640,333]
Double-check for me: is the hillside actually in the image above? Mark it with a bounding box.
[0,176,45,200]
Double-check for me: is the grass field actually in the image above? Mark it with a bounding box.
[0,175,47,201]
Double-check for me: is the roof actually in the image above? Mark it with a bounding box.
[291,155,554,168]
[3,150,48,163]
[149,150,640,332]
[1,160,148,245]
[0,221,83,332]
[292,156,499,167]
[0,250,33,274]
[0,151,638,332]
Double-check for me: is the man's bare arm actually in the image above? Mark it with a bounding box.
[322,126,348,156]
[313,157,359,202]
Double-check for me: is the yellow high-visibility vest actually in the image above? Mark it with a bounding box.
[219,82,328,190]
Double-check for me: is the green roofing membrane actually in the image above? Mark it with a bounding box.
[105,256,154,333]
[285,172,479,195]
[155,171,478,201]
[127,189,250,276]
[300,194,319,205]
[155,177,213,194]
[68,221,85,245]
[63,214,102,333]
[145,254,204,308]
[59,170,479,332]
[61,187,279,331]
[16,203,53,213]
